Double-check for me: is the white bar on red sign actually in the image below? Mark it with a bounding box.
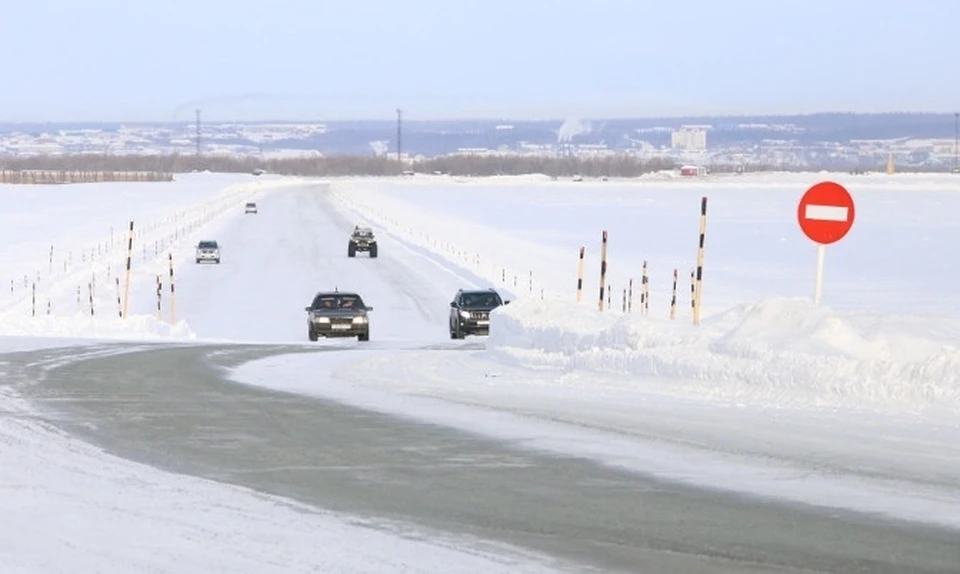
[804,205,848,222]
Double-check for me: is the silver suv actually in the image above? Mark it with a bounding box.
[195,240,221,264]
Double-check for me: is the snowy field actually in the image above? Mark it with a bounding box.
[320,172,960,415]
[2,171,960,570]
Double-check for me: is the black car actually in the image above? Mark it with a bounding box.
[449,288,509,339]
[348,227,378,258]
[305,290,373,341]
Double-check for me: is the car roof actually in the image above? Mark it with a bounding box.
[459,288,499,295]
[199,240,218,244]
[314,291,361,298]
[354,227,373,232]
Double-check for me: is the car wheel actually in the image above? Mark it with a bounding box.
[308,326,318,342]
[357,331,369,342]
[348,242,356,257]
[369,245,378,258]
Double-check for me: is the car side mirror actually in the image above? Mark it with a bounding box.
[366,306,374,311]
[504,300,511,305]
[304,306,312,312]
[450,301,457,308]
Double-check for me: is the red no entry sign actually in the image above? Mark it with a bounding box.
[797,181,856,245]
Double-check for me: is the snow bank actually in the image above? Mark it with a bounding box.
[0,313,196,341]
[488,297,960,413]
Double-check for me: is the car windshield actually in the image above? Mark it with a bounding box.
[354,229,373,238]
[198,241,217,249]
[461,292,501,308]
[245,203,255,207]
[312,294,365,310]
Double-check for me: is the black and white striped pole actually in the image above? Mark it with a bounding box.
[576,247,584,303]
[115,277,122,318]
[689,269,695,318]
[156,275,162,321]
[670,268,678,320]
[641,261,649,317]
[168,253,177,323]
[598,231,608,312]
[122,220,134,319]
[693,197,707,326]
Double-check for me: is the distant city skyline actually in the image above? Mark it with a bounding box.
[2,0,958,122]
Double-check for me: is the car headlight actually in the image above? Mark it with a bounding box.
[314,316,330,323]
[459,310,471,318]
[352,316,367,324]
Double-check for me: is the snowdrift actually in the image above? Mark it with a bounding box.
[488,297,960,413]
[0,313,196,341]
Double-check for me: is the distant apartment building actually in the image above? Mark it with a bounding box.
[670,126,709,151]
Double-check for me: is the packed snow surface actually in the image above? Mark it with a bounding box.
[0,174,568,572]
[2,171,960,570]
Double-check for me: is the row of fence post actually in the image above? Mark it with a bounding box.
[573,197,708,325]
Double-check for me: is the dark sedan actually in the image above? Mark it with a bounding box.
[305,291,373,341]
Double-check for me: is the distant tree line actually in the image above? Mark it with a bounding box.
[0,153,681,178]
[0,152,947,176]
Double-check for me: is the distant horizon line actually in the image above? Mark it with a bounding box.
[0,110,957,125]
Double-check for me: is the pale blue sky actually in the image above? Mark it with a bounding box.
[1,0,956,121]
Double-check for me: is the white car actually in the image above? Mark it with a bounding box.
[195,240,221,264]
[244,202,258,214]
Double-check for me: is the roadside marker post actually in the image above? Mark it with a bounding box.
[575,247,585,303]
[797,181,856,307]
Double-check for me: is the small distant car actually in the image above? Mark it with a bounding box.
[348,226,378,258]
[305,290,373,341]
[449,288,509,339]
[252,168,266,176]
[244,202,258,214]
[195,240,221,264]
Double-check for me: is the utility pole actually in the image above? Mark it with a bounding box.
[396,108,403,170]
[195,109,202,156]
